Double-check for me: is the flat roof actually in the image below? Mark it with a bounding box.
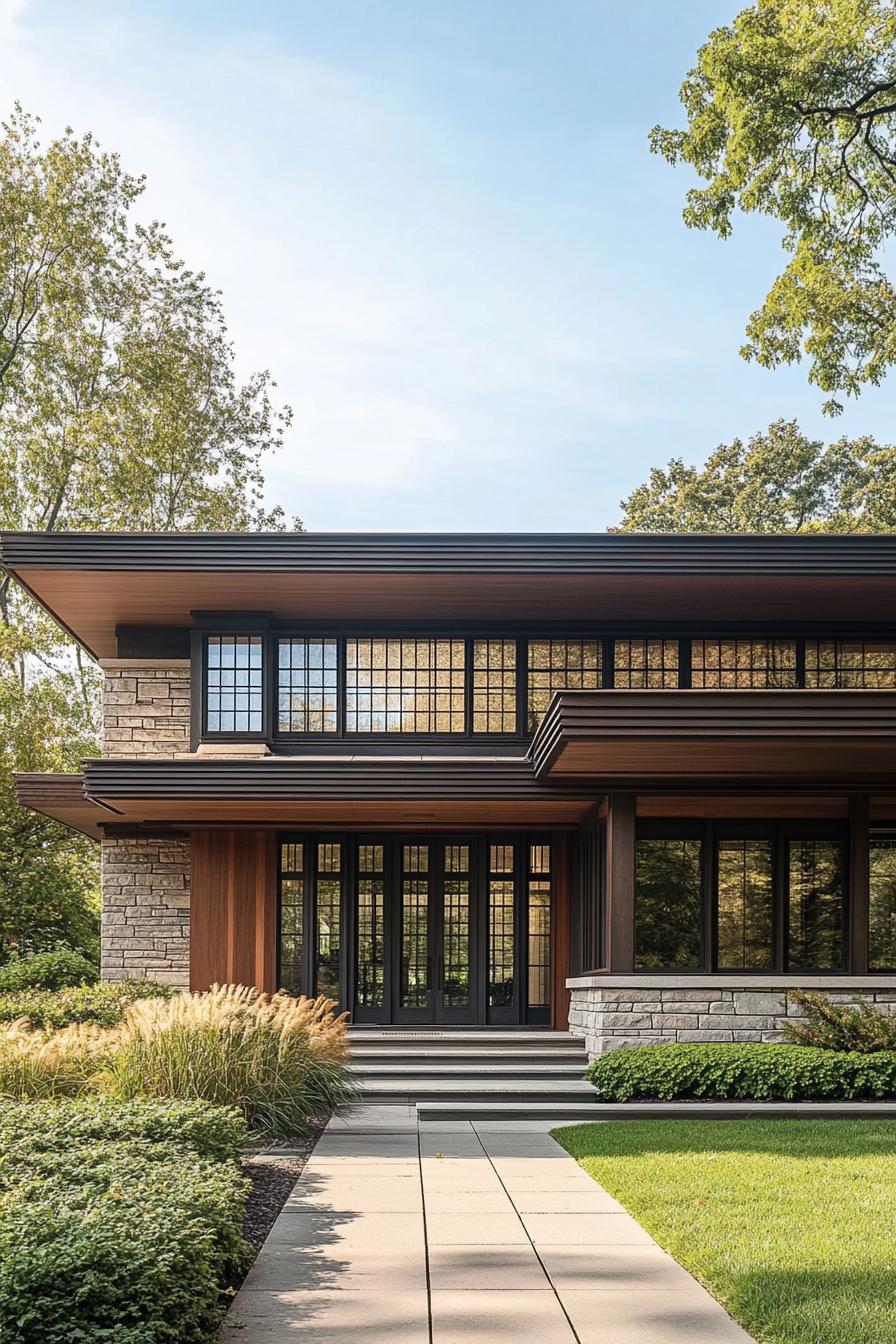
[4,530,896,658]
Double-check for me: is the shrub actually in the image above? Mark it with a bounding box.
[587,1042,896,1101]
[100,983,355,1135]
[0,1022,104,1100]
[0,979,173,1029]
[0,1112,249,1343]
[0,949,97,992]
[782,989,896,1052]
[0,1098,247,1162]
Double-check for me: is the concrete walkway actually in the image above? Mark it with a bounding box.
[220,1115,755,1344]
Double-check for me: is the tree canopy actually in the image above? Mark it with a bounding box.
[651,0,896,413]
[616,419,896,532]
[0,104,296,959]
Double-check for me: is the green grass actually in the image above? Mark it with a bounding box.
[552,1120,896,1344]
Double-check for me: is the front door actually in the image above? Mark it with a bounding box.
[394,839,476,1024]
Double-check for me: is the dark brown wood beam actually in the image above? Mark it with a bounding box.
[605,793,636,972]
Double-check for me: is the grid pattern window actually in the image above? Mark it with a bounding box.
[206,636,263,733]
[355,844,385,1009]
[345,638,466,733]
[613,639,679,689]
[315,842,342,1000]
[806,641,896,688]
[442,845,471,1008]
[691,639,798,689]
[278,638,338,732]
[279,843,304,995]
[527,843,551,1007]
[401,844,430,1008]
[527,639,600,732]
[488,844,515,1008]
[472,640,517,733]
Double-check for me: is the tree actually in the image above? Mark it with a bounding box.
[651,0,896,413]
[0,105,296,960]
[616,419,896,532]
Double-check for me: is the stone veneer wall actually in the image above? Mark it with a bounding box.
[101,659,191,758]
[567,978,896,1057]
[101,837,191,990]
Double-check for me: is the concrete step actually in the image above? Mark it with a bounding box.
[348,1030,574,1046]
[417,1100,598,1122]
[360,1079,594,1104]
[349,1047,587,1064]
[350,1062,586,1079]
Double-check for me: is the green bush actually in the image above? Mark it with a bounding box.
[0,1101,249,1344]
[587,1042,896,1101]
[0,1098,247,1162]
[0,979,173,1029]
[0,950,97,992]
[782,989,896,1051]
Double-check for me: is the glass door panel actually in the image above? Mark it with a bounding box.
[437,842,475,1023]
[355,843,386,1018]
[315,842,342,1001]
[527,842,552,1022]
[398,844,431,1019]
[488,842,517,1023]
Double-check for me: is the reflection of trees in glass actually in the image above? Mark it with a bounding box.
[635,839,702,969]
[806,641,896,688]
[717,839,774,969]
[788,840,844,970]
[691,639,797,688]
[346,639,466,733]
[870,838,896,969]
[526,640,600,732]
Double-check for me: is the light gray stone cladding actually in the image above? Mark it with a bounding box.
[100,836,191,990]
[566,974,896,1056]
[100,658,191,758]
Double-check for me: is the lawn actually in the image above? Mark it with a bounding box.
[552,1119,896,1344]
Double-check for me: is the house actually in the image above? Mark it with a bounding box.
[5,529,896,1054]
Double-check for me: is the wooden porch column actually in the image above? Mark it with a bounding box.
[605,794,636,971]
[848,795,870,974]
[190,830,277,992]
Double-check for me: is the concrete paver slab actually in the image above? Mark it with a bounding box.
[220,1289,429,1342]
[538,1244,700,1292]
[523,1211,656,1246]
[429,1290,576,1343]
[426,1242,548,1291]
[561,1288,756,1342]
[425,1211,529,1245]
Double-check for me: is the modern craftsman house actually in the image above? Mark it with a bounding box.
[6,530,896,1052]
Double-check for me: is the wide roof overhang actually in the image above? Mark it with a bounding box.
[4,531,896,658]
[531,689,896,786]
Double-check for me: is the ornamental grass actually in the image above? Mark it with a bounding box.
[0,1020,103,1101]
[99,983,354,1135]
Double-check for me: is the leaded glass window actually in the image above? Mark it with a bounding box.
[356,844,385,1008]
[278,638,338,732]
[345,638,466,733]
[527,843,551,1007]
[206,635,263,732]
[613,639,679,688]
[716,838,774,970]
[806,640,896,688]
[691,639,797,689]
[527,639,600,732]
[279,842,304,995]
[315,842,342,999]
[472,639,517,733]
[488,844,515,1008]
[401,844,430,1008]
[442,845,471,1008]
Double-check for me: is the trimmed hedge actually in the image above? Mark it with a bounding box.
[0,1100,249,1344]
[0,1098,247,1162]
[0,980,173,1029]
[0,951,97,993]
[587,1042,896,1101]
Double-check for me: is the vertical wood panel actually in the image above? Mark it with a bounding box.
[605,794,636,971]
[551,832,571,1030]
[190,830,277,992]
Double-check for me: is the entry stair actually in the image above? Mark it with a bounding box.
[347,1028,595,1122]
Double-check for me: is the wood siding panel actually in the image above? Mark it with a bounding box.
[190,830,276,992]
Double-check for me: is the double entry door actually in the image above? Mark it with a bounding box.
[277,833,553,1026]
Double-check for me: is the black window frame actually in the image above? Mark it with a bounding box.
[868,828,896,973]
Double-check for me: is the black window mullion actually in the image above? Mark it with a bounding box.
[679,638,692,689]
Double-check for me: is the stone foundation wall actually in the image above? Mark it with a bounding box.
[567,976,896,1056]
[100,836,191,990]
[100,659,191,758]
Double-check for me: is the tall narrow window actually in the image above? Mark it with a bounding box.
[806,641,896,688]
[278,638,338,732]
[869,835,896,970]
[635,837,702,969]
[613,639,679,688]
[442,845,471,1008]
[527,639,600,732]
[206,635,263,732]
[716,838,774,970]
[787,838,844,970]
[345,638,466,733]
[691,640,797,689]
[472,639,517,733]
[488,844,515,1007]
[527,843,551,1007]
[315,842,342,1000]
[356,844,385,1008]
[401,844,430,1008]
[279,843,304,995]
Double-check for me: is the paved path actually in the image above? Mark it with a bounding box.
[220,1114,755,1344]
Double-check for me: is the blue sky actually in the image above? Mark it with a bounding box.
[4,0,896,530]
